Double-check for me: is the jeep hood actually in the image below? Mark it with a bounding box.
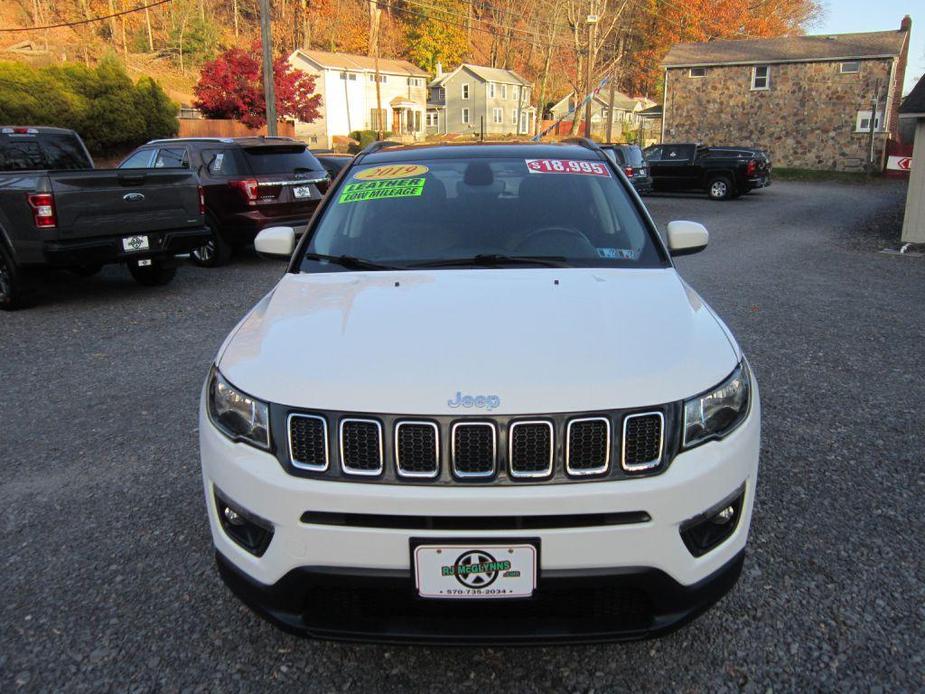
[218,268,740,415]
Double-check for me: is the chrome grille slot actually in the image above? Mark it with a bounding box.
[395,421,439,478]
[509,421,554,479]
[451,423,497,478]
[288,414,328,471]
[622,412,664,472]
[339,419,383,476]
[566,417,610,476]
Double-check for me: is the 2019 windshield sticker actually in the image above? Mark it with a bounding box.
[338,177,426,204]
[353,164,430,181]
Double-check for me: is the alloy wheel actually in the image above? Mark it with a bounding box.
[192,238,215,263]
[711,181,728,199]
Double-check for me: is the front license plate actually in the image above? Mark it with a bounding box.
[122,235,149,252]
[414,543,537,599]
[292,185,313,199]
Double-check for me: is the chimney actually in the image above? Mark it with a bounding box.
[435,62,443,78]
[900,15,911,32]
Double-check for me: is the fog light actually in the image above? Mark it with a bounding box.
[214,489,274,557]
[680,487,745,557]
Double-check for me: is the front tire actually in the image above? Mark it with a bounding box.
[191,216,233,268]
[708,176,734,201]
[128,258,176,286]
[0,244,31,311]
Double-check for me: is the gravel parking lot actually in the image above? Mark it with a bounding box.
[2,180,923,691]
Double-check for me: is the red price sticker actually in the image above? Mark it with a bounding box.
[525,159,610,177]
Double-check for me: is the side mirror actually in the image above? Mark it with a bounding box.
[667,220,709,257]
[254,226,296,258]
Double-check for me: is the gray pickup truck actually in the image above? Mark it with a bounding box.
[0,126,211,309]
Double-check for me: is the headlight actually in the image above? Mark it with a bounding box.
[683,362,751,449]
[208,368,270,449]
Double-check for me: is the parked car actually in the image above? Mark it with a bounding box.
[599,144,653,194]
[200,140,760,643]
[705,147,773,193]
[0,126,209,310]
[643,143,771,200]
[119,137,329,267]
[310,151,354,179]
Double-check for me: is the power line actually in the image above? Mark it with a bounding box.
[0,0,174,33]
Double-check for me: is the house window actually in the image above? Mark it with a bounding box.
[520,111,528,134]
[368,74,387,83]
[512,109,518,125]
[855,110,884,132]
[689,67,707,78]
[513,86,520,101]
[426,111,438,127]
[488,82,495,98]
[408,77,423,86]
[840,61,860,74]
[500,84,507,99]
[462,83,470,100]
[414,111,422,132]
[462,107,470,124]
[751,65,770,90]
[339,72,357,81]
[493,107,503,124]
[369,108,387,130]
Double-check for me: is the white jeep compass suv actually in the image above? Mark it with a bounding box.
[199,140,760,643]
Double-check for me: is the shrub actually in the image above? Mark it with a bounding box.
[0,57,177,156]
[347,130,394,153]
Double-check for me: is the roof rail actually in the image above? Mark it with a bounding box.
[356,140,402,159]
[561,137,601,151]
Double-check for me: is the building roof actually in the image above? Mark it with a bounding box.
[662,29,908,68]
[429,64,530,88]
[291,49,428,77]
[552,90,645,113]
[900,74,925,117]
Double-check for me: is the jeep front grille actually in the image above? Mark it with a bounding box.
[395,421,439,478]
[451,422,496,478]
[509,421,554,478]
[622,413,664,472]
[566,417,610,476]
[288,414,328,471]
[340,419,383,476]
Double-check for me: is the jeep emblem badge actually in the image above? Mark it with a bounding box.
[447,391,501,411]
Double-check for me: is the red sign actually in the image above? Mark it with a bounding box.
[525,159,610,176]
[887,155,912,171]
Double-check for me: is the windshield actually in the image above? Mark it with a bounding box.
[623,147,645,167]
[243,146,324,175]
[301,156,665,270]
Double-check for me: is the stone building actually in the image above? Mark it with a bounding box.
[661,18,911,171]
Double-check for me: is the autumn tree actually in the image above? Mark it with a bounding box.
[194,45,322,128]
[405,0,468,72]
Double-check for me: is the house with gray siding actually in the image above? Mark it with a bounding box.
[427,64,536,136]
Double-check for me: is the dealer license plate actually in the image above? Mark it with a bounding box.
[122,235,149,252]
[292,185,313,199]
[414,543,537,599]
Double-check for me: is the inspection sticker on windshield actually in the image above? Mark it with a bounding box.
[526,159,609,176]
[598,247,638,260]
[338,177,426,204]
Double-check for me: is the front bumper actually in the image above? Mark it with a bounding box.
[200,386,760,642]
[41,227,211,267]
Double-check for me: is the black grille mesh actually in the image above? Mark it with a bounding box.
[341,420,382,473]
[290,416,327,469]
[567,419,609,472]
[453,424,495,476]
[510,423,553,475]
[396,423,438,475]
[624,414,662,468]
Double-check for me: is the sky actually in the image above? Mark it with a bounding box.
[816,1,922,94]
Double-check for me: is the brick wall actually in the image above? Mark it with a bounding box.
[663,59,897,171]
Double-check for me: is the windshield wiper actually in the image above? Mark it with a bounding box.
[408,254,569,269]
[303,252,400,271]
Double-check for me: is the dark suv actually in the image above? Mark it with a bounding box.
[599,144,653,194]
[119,137,329,266]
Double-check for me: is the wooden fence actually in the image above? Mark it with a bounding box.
[177,119,296,139]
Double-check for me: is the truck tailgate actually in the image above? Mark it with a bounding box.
[49,169,202,240]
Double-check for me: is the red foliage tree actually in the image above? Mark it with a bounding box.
[194,44,322,128]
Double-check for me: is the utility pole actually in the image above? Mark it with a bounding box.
[369,1,383,140]
[583,4,598,139]
[605,66,616,143]
[867,80,882,174]
[259,0,278,136]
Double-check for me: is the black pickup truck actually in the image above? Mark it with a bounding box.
[0,126,210,309]
[643,143,771,200]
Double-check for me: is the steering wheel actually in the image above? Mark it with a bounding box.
[512,226,597,256]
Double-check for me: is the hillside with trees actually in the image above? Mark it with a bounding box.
[2,0,821,117]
